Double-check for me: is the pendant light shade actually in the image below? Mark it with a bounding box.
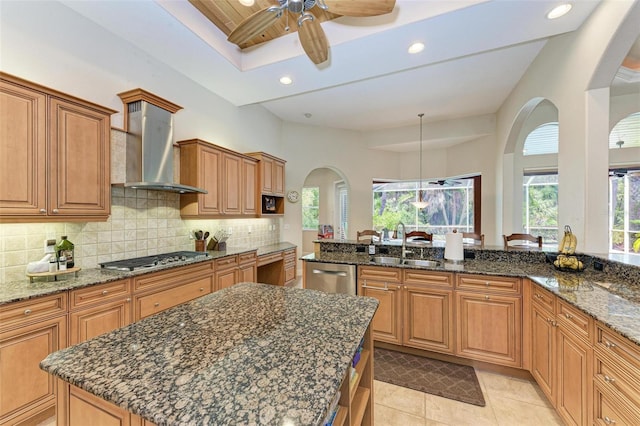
[412,113,428,209]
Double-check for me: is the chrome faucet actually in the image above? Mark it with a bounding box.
[396,222,412,260]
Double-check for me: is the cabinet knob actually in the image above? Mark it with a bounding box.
[52,209,59,214]
[24,309,32,316]
[39,208,46,214]
[485,282,490,287]
[126,298,131,302]
[154,302,160,307]
[199,287,204,292]
[604,416,616,425]
[485,295,490,300]
[603,375,615,384]
[102,290,109,295]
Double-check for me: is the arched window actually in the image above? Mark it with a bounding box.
[523,122,559,155]
[609,112,640,149]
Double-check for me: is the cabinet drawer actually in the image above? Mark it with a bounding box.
[70,279,131,310]
[556,300,591,341]
[283,249,296,263]
[456,274,521,295]
[359,266,401,283]
[595,323,640,373]
[594,352,640,414]
[133,261,214,293]
[403,270,453,288]
[593,383,640,426]
[238,251,257,265]
[215,255,239,270]
[135,277,212,320]
[0,293,67,330]
[531,284,555,313]
[257,252,283,266]
[285,265,296,283]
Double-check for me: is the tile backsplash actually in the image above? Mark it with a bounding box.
[0,187,281,283]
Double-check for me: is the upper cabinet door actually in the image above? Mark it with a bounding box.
[242,158,257,215]
[222,152,242,215]
[273,159,285,196]
[0,80,47,217]
[49,97,111,218]
[261,155,274,194]
[199,145,222,215]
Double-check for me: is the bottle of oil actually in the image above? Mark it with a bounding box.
[56,236,74,268]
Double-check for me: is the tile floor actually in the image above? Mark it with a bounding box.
[374,369,564,426]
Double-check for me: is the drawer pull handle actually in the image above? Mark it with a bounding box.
[564,313,573,319]
[52,209,59,214]
[485,282,490,287]
[199,287,204,292]
[24,309,32,315]
[361,282,389,291]
[604,416,616,425]
[126,298,131,302]
[154,302,160,307]
[604,340,617,349]
[39,208,46,214]
[102,290,109,295]
[603,375,615,384]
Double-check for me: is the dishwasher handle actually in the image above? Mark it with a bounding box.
[312,269,348,277]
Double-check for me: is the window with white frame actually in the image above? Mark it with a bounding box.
[302,187,319,231]
[523,173,558,244]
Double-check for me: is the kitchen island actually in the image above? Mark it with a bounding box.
[40,282,378,425]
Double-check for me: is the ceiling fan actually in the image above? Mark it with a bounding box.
[428,179,465,187]
[227,0,396,65]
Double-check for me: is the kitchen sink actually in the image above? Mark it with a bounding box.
[371,256,402,265]
[403,259,441,268]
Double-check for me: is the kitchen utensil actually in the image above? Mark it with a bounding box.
[203,231,210,240]
[195,230,203,240]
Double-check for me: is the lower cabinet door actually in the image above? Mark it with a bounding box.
[0,315,66,425]
[69,386,134,426]
[455,291,522,367]
[359,280,402,345]
[69,298,132,345]
[238,264,256,283]
[531,303,556,404]
[403,285,453,354]
[556,325,590,426]
[216,268,238,291]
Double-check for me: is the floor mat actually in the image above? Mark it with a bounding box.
[374,347,486,406]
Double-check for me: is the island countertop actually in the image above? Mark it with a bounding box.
[40,282,379,426]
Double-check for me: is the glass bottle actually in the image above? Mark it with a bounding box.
[56,236,75,268]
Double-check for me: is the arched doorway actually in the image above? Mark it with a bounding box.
[301,167,350,255]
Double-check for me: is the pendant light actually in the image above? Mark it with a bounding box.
[412,113,429,209]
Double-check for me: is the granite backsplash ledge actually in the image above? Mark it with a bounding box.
[315,240,640,287]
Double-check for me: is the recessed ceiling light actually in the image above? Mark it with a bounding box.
[408,42,425,54]
[547,3,572,19]
[304,113,312,118]
[238,0,255,6]
[279,76,293,85]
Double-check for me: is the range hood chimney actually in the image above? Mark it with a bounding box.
[115,89,207,194]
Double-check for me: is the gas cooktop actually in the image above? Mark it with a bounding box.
[100,251,209,271]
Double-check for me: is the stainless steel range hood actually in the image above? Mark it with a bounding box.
[116,90,206,194]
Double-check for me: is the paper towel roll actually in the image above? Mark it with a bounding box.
[445,232,464,262]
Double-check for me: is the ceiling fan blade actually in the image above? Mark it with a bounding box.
[227,6,281,46]
[321,0,396,17]
[298,15,329,65]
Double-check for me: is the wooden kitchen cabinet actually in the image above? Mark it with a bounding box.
[178,139,258,218]
[283,248,297,286]
[358,266,403,345]
[238,251,257,283]
[132,261,214,321]
[0,72,114,222]
[403,270,454,354]
[215,255,239,291]
[69,279,132,345]
[0,293,67,426]
[246,151,286,215]
[68,385,157,426]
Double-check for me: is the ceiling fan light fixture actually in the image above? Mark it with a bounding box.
[279,76,293,85]
[546,3,572,19]
[408,42,425,54]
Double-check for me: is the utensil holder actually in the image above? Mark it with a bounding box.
[195,239,207,252]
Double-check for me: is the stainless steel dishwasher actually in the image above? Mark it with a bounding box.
[304,262,357,295]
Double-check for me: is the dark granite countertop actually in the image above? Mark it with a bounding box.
[302,249,640,347]
[41,283,378,426]
[0,242,297,305]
